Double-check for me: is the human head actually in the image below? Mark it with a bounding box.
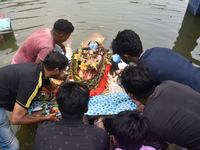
[43,51,68,78]
[56,81,90,119]
[111,29,143,64]
[53,19,74,43]
[53,19,74,34]
[119,65,155,99]
[111,110,149,150]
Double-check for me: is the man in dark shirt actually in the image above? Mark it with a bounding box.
[0,51,68,150]
[34,81,110,150]
[119,65,200,150]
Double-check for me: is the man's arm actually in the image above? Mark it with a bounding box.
[10,102,59,125]
[35,56,43,63]
[57,43,66,55]
[45,81,58,92]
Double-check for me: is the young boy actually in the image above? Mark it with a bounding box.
[111,110,155,150]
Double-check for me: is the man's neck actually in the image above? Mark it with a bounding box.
[140,87,157,105]
[139,51,145,58]
[50,29,59,44]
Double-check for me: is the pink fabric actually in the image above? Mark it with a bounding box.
[12,28,55,64]
[115,145,155,150]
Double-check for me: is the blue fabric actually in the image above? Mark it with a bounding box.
[0,18,11,31]
[54,45,63,52]
[139,47,200,93]
[0,107,20,150]
[85,92,138,116]
[29,92,138,116]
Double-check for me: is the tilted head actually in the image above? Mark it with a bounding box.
[119,65,155,99]
[43,51,69,78]
[111,29,143,63]
[52,19,74,43]
[56,81,90,119]
[53,19,74,34]
[111,110,149,150]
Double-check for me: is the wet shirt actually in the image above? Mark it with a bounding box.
[0,63,45,111]
[34,118,110,150]
[139,47,200,93]
[144,81,200,150]
[12,28,55,64]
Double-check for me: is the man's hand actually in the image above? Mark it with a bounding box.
[132,99,145,113]
[11,102,59,125]
[47,113,59,122]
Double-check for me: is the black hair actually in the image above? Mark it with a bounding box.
[56,81,90,119]
[111,110,149,150]
[43,51,69,71]
[111,29,143,56]
[110,59,119,75]
[53,19,74,34]
[119,65,155,99]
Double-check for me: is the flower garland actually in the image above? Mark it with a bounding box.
[89,64,111,97]
[67,47,112,91]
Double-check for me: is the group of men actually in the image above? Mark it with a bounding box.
[0,18,200,150]
[111,30,200,150]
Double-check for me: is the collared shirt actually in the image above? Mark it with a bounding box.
[34,118,110,150]
[0,63,45,111]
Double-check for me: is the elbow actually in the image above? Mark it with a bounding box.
[10,117,20,125]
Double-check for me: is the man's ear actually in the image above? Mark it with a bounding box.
[128,92,134,99]
[123,54,129,59]
[53,68,59,72]
[59,33,64,37]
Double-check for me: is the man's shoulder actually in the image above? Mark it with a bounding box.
[35,28,51,33]
[160,80,191,90]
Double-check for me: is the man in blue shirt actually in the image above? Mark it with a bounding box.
[111,29,200,93]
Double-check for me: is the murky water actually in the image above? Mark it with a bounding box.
[1,0,200,149]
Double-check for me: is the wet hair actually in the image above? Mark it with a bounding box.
[119,65,155,99]
[56,81,90,119]
[111,110,149,150]
[43,51,69,71]
[53,19,74,34]
[111,29,143,56]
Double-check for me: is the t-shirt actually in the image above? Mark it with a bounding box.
[144,81,200,150]
[139,47,200,93]
[12,28,55,64]
[0,63,45,111]
[33,118,110,150]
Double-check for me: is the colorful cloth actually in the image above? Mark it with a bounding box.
[85,92,138,116]
[29,92,138,116]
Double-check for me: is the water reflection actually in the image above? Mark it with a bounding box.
[16,124,37,150]
[173,11,200,67]
[0,32,19,53]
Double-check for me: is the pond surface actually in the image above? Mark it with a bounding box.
[1,0,200,149]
